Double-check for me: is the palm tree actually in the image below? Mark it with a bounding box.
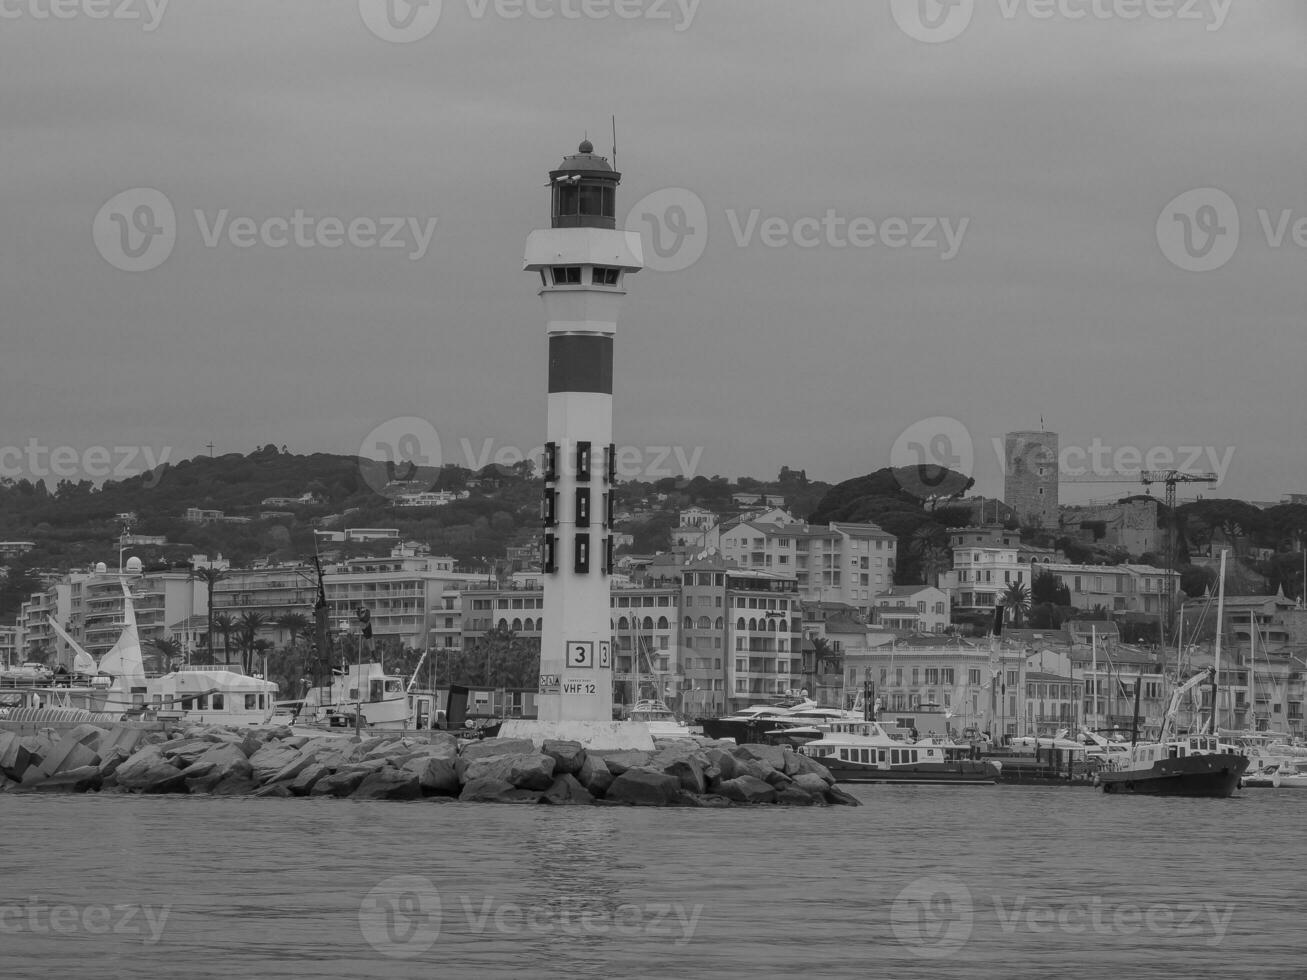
[145,637,181,674]
[275,612,311,653]
[920,545,953,589]
[252,638,275,680]
[810,636,841,675]
[235,611,269,674]
[211,613,236,667]
[1001,582,1031,627]
[189,566,228,666]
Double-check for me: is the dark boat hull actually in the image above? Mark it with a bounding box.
[1098,754,1248,798]
[820,760,1000,785]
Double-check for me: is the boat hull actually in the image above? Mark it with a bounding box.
[820,759,999,785]
[1098,754,1248,798]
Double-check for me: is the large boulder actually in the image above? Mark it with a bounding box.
[115,745,189,794]
[715,775,777,805]
[462,754,556,791]
[541,774,595,806]
[663,758,707,795]
[792,773,833,800]
[605,767,680,807]
[159,737,219,766]
[352,768,422,801]
[0,732,34,780]
[98,726,147,759]
[594,750,653,776]
[577,754,614,797]
[542,740,586,775]
[776,787,818,806]
[459,778,541,804]
[824,785,861,807]
[458,738,538,765]
[702,747,739,783]
[179,743,253,781]
[455,738,539,781]
[402,756,460,795]
[20,765,104,794]
[791,753,835,783]
[310,769,370,798]
[288,763,332,796]
[247,742,309,783]
[734,744,787,772]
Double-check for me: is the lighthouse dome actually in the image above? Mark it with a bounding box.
[556,139,614,174]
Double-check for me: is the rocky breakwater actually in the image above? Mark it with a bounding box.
[0,725,860,807]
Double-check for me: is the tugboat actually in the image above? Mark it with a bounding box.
[1097,666,1248,797]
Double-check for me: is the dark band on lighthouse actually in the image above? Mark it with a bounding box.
[548,335,613,394]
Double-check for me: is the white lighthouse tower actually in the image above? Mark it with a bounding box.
[500,139,653,750]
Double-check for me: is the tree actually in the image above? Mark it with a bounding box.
[212,613,236,667]
[146,637,182,674]
[275,612,311,653]
[1001,582,1031,627]
[235,611,269,674]
[1031,571,1071,607]
[811,636,842,675]
[189,566,227,666]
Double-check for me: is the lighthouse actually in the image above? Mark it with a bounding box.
[500,139,652,749]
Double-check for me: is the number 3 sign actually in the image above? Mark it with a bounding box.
[566,641,594,669]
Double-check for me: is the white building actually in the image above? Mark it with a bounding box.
[718,519,897,617]
[873,585,951,633]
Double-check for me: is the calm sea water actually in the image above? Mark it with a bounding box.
[1,785,1303,980]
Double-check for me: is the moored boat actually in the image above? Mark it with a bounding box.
[798,719,1000,785]
[1096,667,1248,797]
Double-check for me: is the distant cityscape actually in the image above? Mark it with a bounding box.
[1,428,1305,739]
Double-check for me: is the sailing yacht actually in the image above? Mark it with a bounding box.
[24,580,278,726]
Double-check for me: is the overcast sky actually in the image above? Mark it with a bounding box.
[3,0,1305,506]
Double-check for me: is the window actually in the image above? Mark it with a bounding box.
[551,266,582,285]
[574,534,590,574]
[969,668,981,685]
[593,266,622,286]
[212,694,225,710]
[575,488,590,527]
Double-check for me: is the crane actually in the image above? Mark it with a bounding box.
[1060,470,1220,646]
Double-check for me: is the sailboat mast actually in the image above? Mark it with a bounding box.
[1212,550,1227,734]
[1091,625,1098,733]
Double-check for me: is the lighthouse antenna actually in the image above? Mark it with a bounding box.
[612,115,618,171]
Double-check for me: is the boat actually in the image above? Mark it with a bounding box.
[1099,552,1251,798]
[628,699,694,739]
[298,661,442,731]
[798,719,1001,785]
[1243,760,1307,789]
[1096,664,1248,797]
[698,694,818,743]
[0,580,279,728]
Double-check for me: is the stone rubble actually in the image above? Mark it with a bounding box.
[0,724,857,807]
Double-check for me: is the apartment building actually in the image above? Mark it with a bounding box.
[324,555,481,648]
[717,519,897,617]
[942,525,1057,611]
[0,626,18,668]
[872,586,951,633]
